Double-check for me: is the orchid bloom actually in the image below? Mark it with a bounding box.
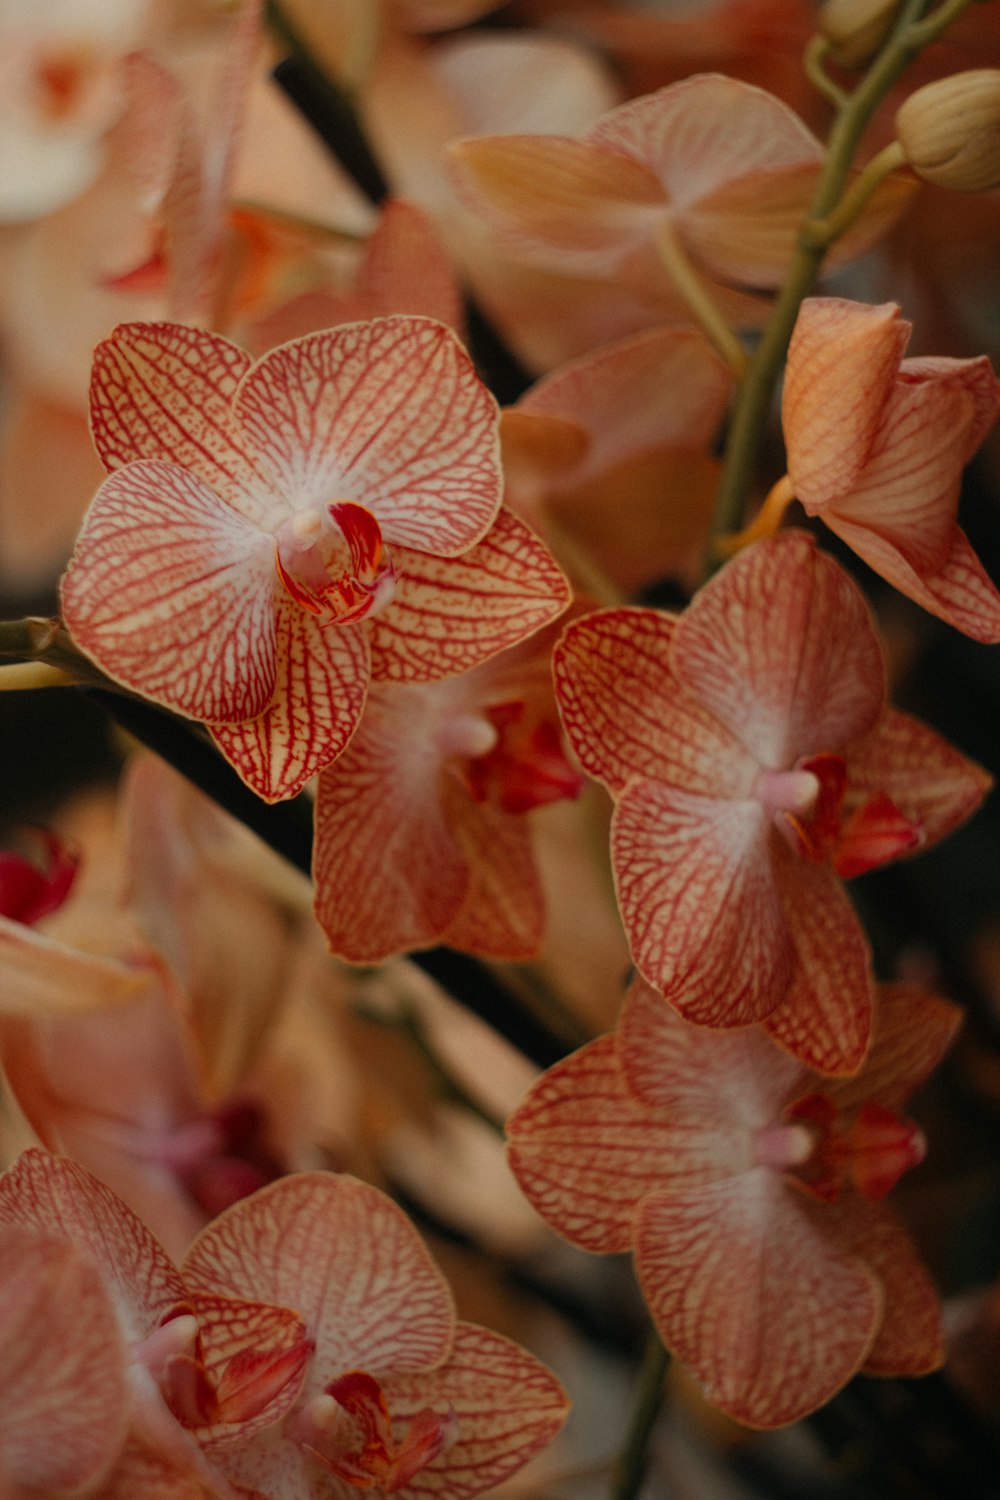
[60,316,568,800]
[554,531,990,1074]
[313,619,584,963]
[502,324,731,593]
[0,1149,313,1497]
[778,297,1000,643]
[0,1220,130,1498]
[507,977,959,1429]
[182,1171,570,1499]
[449,75,911,325]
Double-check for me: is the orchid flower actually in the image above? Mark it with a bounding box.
[507,977,960,1429]
[779,297,1000,642]
[313,619,584,963]
[554,531,990,1074]
[182,1171,570,1499]
[0,1149,313,1497]
[60,316,568,801]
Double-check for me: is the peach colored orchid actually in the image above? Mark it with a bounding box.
[449,74,912,331]
[0,1221,130,1498]
[781,297,1000,643]
[313,620,584,964]
[502,324,732,594]
[61,316,568,801]
[554,531,990,1074]
[0,1149,313,1498]
[507,977,960,1429]
[182,1171,571,1499]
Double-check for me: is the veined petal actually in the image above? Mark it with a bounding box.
[506,1036,671,1252]
[845,707,992,850]
[612,782,793,1026]
[0,915,148,1014]
[448,134,666,274]
[554,608,748,795]
[765,855,874,1077]
[356,198,463,330]
[672,532,884,767]
[62,461,277,724]
[834,1201,944,1377]
[183,1174,455,1387]
[634,1176,881,1428]
[210,594,369,802]
[313,692,469,962]
[784,299,910,508]
[383,1322,569,1499]
[90,323,278,525]
[442,792,544,961]
[186,1293,311,1451]
[902,353,1000,462]
[822,512,1000,643]
[233,318,501,556]
[830,983,962,1117]
[368,509,569,683]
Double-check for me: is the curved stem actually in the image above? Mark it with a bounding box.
[656,223,749,380]
[611,1331,670,1500]
[805,140,908,248]
[804,35,849,109]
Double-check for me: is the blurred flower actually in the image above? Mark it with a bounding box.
[554,531,990,1073]
[507,977,960,1428]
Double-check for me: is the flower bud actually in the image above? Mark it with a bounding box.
[895,70,1000,191]
[818,0,902,67]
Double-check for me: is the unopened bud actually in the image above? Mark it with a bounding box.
[895,70,1000,191]
[818,0,902,68]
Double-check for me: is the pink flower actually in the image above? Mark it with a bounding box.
[182,1171,571,1499]
[782,297,1000,642]
[554,531,990,1073]
[313,620,584,963]
[0,1149,313,1497]
[61,316,568,800]
[507,977,960,1428]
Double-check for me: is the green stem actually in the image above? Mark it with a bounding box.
[0,617,125,692]
[803,35,849,109]
[656,223,749,380]
[707,0,972,559]
[611,1331,670,1500]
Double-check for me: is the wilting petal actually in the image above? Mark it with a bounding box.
[506,1036,668,1252]
[369,509,568,683]
[384,1322,569,1499]
[441,793,543,960]
[612,781,793,1026]
[184,1174,455,1383]
[672,532,884,767]
[765,853,874,1076]
[830,983,962,1117]
[211,594,370,801]
[634,1175,881,1428]
[846,707,992,850]
[554,608,746,795]
[313,692,469,962]
[233,318,501,556]
[0,916,147,1014]
[62,460,277,724]
[90,323,276,523]
[0,1225,130,1496]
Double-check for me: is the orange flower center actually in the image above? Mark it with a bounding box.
[275,502,396,627]
[448,700,585,814]
[292,1370,457,1492]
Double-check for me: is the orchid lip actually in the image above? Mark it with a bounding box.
[274,501,396,627]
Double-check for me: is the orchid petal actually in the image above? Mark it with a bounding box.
[634,1175,881,1428]
[356,199,463,330]
[846,707,992,850]
[506,1036,667,1252]
[233,318,501,556]
[90,323,277,523]
[211,594,370,802]
[369,509,569,683]
[442,793,544,960]
[184,1174,455,1384]
[187,1293,311,1450]
[554,608,747,795]
[612,781,793,1026]
[836,1201,944,1377]
[384,1322,569,1498]
[672,531,884,767]
[830,983,961,1117]
[313,692,469,962]
[765,855,874,1076]
[62,460,277,723]
[0,914,148,1014]
[902,353,1000,462]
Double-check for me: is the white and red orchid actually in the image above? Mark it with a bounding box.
[554,530,990,1074]
[0,1148,313,1497]
[780,297,1000,642]
[60,316,568,800]
[507,977,960,1429]
[313,619,584,963]
[182,1171,570,1499]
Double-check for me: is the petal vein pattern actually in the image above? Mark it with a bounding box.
[62,460,277,723]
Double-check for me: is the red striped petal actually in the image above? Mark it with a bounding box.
[441,793,544,960]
